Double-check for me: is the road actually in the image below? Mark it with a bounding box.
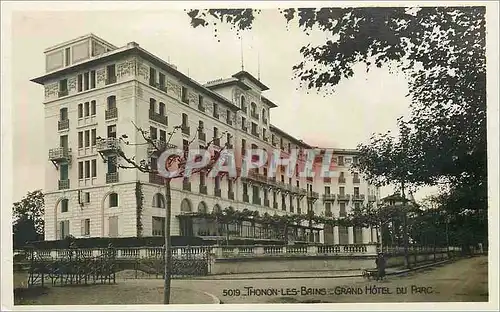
[170,255,488,303]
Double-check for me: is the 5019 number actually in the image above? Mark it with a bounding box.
[222,289,241,297]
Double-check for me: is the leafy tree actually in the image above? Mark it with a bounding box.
[12,190,45,248]
[186,7,487,249]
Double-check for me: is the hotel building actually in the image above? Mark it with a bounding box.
[31,34,381,246]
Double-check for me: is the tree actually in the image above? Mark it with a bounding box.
[186,6,487,248]
[97,123,227,304]
[12,190,45,248]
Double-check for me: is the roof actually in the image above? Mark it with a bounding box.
[204,77,252,91]
[44,33,118,53]
[269,124,311,148]
[232,71,269,91]
[31,43,240,111]
[261,95,278,108]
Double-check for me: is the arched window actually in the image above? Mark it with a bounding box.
[240,95,246,111]
[180,198,192,212]
[198,201,208,213]
[152,193,165,208]
[59,198,69,213]
[251,102,257,115]
[108,192,118,208]
[261,108,266,123]
[107,95,116,110]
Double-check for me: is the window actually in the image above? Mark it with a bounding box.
[65,47,70,66]
[325,186,330,194]
[200,171,206,186]
[159,72,165,89]
[354,187,360,196]
[84,102,90,117]
[181,86,188,103]
[61,199,69,213]
[338,156,344,166]
[91,159,97,177]
[91,129,96,146]
[77,75,83,92]
[262,108,266,122]
[149,67,156,86]
[78,162,84,179]
[354,202,361,210]
[182,113,188,126]
[90,70,96,89]
[109,193,118,207]
[339,186,345,195]
[353,156,359,165]
[228,179,233,192]
[59,79,68,92]
[83,72,89,91]
[226,133,231,146]
[59,220,70,239]
[91,100,96,116]
[226,109,231,124]
[339,203,346,217]
[153,193,165,208]
[213,103,218,117]
[60,108,68,121]
[240,95,246,110]
[78,132,83,148]
[78,104,83,118]
[85,160,90,178]
[107,96,116,110]
[84,130,90,147]
[213,127,218,139]
[241,117,246,130]
[81,219,90,236]
[325,203,331,214]
[251,123,257,134]
[60,135,68,149]
[152,217,165,236]
[107,156,117,173]
[198,95,203,107]
[107,125,116,138]
[183,139,189,158]
[198,120,204,131]
[106,64,116,83]
[149,98,156,112]
[159,102,165,116]
[251,102,257,115]
[150,127,158,140]
[159,130,166,142]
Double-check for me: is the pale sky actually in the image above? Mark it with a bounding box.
[9,5,437,202]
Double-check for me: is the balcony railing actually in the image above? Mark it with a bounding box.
[149,110,168,126]
[339,177,346,183]
[353,178,360,184]
[183,179,191,191]
[368,195,377,202]
[49,147,72,162]
[149,173,164,185]
[337,194,351,201]
[352,194,365,201]
[323,194,335,202]
[105,76,117,85]
[105,108,118,120]
[199,185,207,194]
[58,90,68,98]
[228,191,235,200]
[181,126,190,136]
[58,179,70,190]
[58,119,69,131]
[96,138,120,153]
[307,191,319,200]
[106,172,119,184]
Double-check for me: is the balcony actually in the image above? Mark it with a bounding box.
[106,172,119,184]
[149,173,164,185]
[338,177,346,183]
[198,131,206,142]
[214,188,221,197]
[298,189,308,196]
[199,185,207,195]
[337,194,351,202]
[228,191,235,200]
[323,194,335,202]
[49,147,72,163]
[105,76,117,85]
[368,195,377,202]
[181,125,190,136]
[58,179,70,190]
[245,171,267,184]
[353,177,360,184]
[149,110,168,126]
[96,138,120,154]
[58,90,68,98]
[352,194,365,202]
[58,119,69,131]
[243,194,249,203]
[105,108,118,120]
[307,191,319,200]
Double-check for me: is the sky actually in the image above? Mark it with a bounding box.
[8,5,437,203]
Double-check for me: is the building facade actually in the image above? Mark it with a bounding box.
[32,34,381,245]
